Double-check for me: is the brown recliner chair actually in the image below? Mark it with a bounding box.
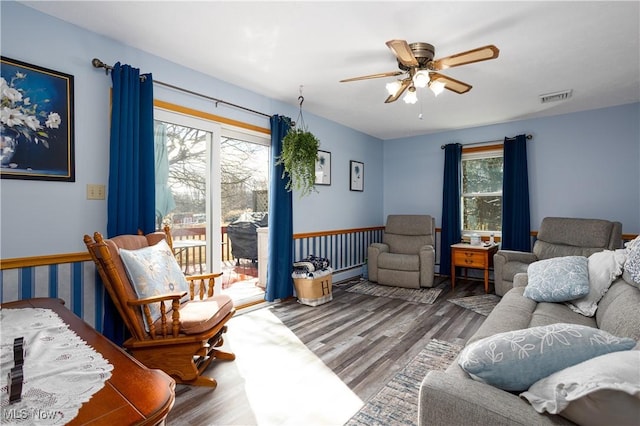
[493,217,623,296]
[367,215,436,289]
[84,228,235,388]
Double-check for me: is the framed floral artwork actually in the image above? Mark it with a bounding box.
[315,150,331,185]
[350,160,364,192]
[1,57,75,181]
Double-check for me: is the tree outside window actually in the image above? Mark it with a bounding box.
[461,148,503,234]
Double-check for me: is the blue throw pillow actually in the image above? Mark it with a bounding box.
[524,256,590,302]
[457,323,636,391]
[119,239,189,330]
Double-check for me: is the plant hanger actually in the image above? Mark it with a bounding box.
[294,85,307,131]
[276,85,320,197]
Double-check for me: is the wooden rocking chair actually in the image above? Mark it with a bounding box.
[84,228,235,388]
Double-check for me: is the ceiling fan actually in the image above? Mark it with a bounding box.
[340,40,499,104]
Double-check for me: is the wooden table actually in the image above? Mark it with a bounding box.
[450,243,499,293]
[1,298,175,425]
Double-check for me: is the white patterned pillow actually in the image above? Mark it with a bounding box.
[119,239,189,330]
[521,350,640,426]
[457,323,636,391]
[524,256,589,302]
[566,250,626,316]
[622,236,640,288]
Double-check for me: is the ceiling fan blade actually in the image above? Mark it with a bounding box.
[384,78,412,103]
[340,71,404,83]
[386,39,419,67]
[430,72,472,94]
[431,45,499,70]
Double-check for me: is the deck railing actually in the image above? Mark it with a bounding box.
[171,226,234,273]
[172,225,387,276]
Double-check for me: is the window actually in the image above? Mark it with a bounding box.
[153,109,221,278]
[461,145,503,235]
[220,128,270,225]
[159,121,211,228]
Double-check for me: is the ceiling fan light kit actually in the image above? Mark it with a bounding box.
[340,39,499,104]
[403,86,418,104]
[412,70,431,88]
[429,80,446,97]
[386,80,402,96]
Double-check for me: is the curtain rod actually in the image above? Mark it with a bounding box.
[440,134,532,149]
[91,58,271,119]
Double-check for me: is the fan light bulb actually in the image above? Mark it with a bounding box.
[413,70,430,88]
[403,87,418,104]
[386,80,402,96]
[429,80,446,97]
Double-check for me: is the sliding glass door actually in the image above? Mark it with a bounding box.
[154,109,222,292]
[154,108,270,305]
[219,129,270,305]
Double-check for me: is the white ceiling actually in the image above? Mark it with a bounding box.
[21,1,640,140]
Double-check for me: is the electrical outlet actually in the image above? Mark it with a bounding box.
[87,184,106,200]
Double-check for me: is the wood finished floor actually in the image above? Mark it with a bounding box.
[167,277,492,425]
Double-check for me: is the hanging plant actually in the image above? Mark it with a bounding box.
[276,90,320,197]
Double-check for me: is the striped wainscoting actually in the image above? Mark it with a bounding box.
[0,226,385,334]
[5,227,626,335]
[0,254,103,331]
[293,227,385,274]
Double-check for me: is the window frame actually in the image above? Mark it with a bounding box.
[460,143,504,237]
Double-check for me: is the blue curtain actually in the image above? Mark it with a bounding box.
[266,115,294,301]
[104,63,156,344]
[440,143,462,276]
[501,134,531,251]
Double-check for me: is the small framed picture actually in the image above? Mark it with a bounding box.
[315,150,331,185]
[350,160,364,192]
[1,56,75,181]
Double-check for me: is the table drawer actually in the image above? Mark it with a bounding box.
[454,250,486,268]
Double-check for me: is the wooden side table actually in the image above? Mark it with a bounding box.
[450,243,499,293]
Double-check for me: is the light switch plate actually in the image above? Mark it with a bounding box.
[87,184,106,200]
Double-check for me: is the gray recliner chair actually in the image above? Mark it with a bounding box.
[493,217,623,296]
[368,215,436,289]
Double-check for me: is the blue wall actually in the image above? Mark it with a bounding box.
[1,1,638,264]
[383,103,640,234]
[0,2,383,259]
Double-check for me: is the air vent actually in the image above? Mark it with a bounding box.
[539,90,573,104]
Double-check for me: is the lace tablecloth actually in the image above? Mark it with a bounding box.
[0,308,113,425]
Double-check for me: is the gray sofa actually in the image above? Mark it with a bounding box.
[418,273,640,425]
[494,217,623,296]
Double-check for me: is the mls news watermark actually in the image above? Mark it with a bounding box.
[2,407,63,422]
